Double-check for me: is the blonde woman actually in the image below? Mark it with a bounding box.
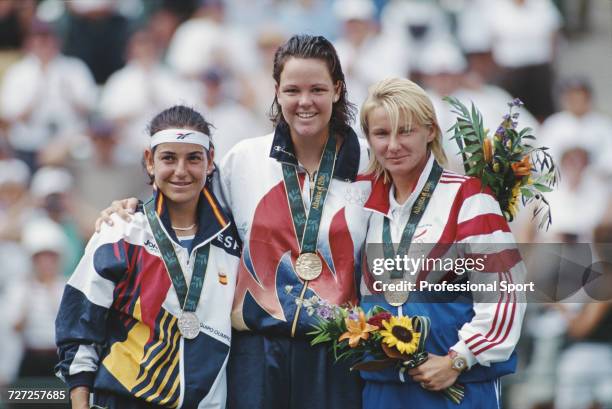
[359,78,526,408]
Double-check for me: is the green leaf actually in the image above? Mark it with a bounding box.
[533,183,553,192]
[520,187,534,198]
[464,144,482,153]
[469,153,484,162]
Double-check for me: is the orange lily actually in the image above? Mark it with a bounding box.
[483,138,493,163]
[339,311,378,348]
[511,155,531,177]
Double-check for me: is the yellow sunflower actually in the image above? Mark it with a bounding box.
[379,316,420,355]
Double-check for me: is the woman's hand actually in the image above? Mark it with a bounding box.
[407,353,460,391]
[94,198,139,232]
[70,386,90,409]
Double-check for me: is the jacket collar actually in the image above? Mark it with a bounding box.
[363,154,437,217]
[269,122,361,182]
[146,186,230,249]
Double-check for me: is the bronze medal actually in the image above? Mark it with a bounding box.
[177,311,200,339]
[295,252,323,281]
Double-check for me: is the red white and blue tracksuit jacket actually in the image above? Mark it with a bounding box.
[360,155,526,396]
[55,189,241,408]
[218,124,372,337]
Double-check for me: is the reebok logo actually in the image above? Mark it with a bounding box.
[176,132,194,140]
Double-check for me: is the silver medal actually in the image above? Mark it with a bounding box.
[384,278,409,306]
[177,311,200,339]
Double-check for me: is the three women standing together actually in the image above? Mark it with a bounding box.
[56,34,524,409]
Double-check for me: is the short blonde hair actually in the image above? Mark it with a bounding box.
[360,78,447,182]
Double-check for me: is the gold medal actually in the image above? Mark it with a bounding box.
[295,252,323,281]
[177,311,200,339]
[384,278,409,306]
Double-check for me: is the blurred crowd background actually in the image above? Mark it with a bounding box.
[0,0,610,408]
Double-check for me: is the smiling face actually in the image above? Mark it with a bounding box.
[145,142,213,206]
[367,106,434,181]
[275,57,340,143]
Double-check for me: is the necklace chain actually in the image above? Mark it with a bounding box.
[171,223,196,231]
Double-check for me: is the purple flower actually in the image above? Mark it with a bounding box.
[496,126,506,136]
[512,112,520,119]
[348,310,359,320]
[503,114,511,120]
[512,98,524,107]
[317,305,334,320]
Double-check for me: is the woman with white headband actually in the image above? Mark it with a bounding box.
[55,105,241,409]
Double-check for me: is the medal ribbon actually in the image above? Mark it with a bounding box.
[282,133,337,254]
[382,161,443,279]
[144,200,210,312]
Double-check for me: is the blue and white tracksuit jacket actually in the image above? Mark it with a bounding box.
[360,155,527,409]
[55,189,241,409]
[219,124,372,337]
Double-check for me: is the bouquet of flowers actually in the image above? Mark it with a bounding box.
[444,97,558,230]
[302,295,465,404]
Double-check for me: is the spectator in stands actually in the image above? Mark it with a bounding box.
[165,0,257,80]
[533,146,609,243]
[30,166,87,275]
[197,66,265,161]
[0,20,97,171]
[539,77,612,178]
[99,28,198,161]
[61,0,129,84]
[380,0,451,73]
[333,0,410,121]
[6,217,67,378]
[486,0,563,121]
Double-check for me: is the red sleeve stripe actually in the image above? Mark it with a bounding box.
[466,272,506,347]
[456,213,510,242]
[466,272,517,355]
[473,272,517,355]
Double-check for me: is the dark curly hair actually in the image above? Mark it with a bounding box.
[270,34,356,135]
[143,105,214,184]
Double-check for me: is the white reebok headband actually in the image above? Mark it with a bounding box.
[150,129,211,150]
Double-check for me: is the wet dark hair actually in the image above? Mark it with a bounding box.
[270,34,356,134]
[144,105,214,184]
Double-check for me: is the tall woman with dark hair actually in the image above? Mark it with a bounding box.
[220,34,369,409]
